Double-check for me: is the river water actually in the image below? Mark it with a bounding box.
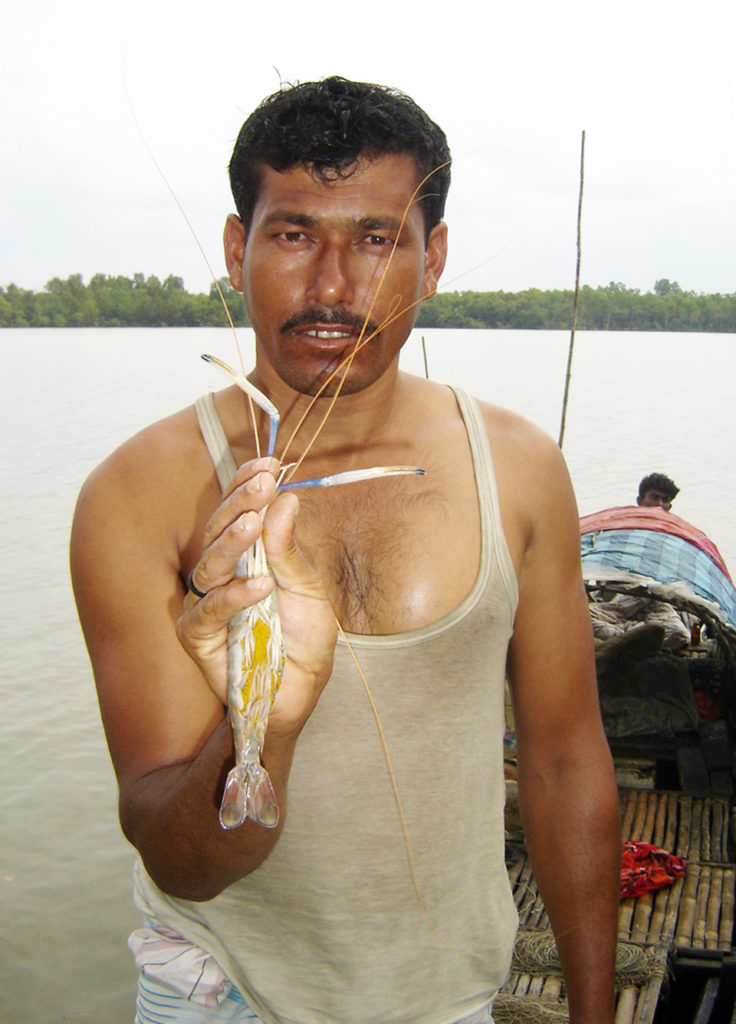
[1,326,734,1023]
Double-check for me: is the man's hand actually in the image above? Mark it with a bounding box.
[177,456,337,738]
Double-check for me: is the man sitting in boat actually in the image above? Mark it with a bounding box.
[636,473,679,512]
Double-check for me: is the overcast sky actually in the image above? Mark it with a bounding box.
[1,0,734,297]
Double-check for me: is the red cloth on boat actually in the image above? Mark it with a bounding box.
[620,840,687,900]
[580,506,731,580]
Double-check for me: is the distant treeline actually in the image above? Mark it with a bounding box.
[0,274,248,328]
[416,280,736,332]
[2,273,735,332]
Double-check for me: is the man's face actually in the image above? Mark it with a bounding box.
[224,154,447,396]
[638,489,673,511]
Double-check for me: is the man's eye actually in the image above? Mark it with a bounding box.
[366,235,392,246]
[279,232,305,242]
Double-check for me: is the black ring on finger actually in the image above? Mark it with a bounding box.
[187,570,208,599]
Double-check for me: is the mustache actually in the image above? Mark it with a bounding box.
[280,308,380,337]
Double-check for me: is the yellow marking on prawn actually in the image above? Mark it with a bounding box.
[239,619,273,704]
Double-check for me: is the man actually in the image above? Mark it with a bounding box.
[637,473,679,510]
[71,77,619,1024]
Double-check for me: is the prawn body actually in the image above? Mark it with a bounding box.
[219,544,284,829]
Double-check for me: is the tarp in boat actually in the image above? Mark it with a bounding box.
[580,506,736,630]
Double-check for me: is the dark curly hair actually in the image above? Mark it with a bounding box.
[638,473,680,502]
[228,76,451,242]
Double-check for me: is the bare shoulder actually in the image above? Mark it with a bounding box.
[73,403,218,553]
[471,398,578,573]
[78,404,206,504]
[478,399,564,472]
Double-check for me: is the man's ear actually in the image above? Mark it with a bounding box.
[422,221,448,300]
[223,214,246,292]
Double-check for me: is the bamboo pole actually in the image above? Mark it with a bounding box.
[632,791,649,839]
[712,800,724,862]
[618,898,635,940]
[642,794,657,843]
[705,868,723,949]
[614,987,637,1024]
[507,851,524,888]
[698,798,711,862]
[621,789,638,837]
[675,866,699,946]
[662,875,685,944]
[529,975,544,997]
[542,976,563,1000]
[529,897,546,930]
[515,973,531,995]
[718,870,734,949]
[693,865,710,947]
[677,796,692,859]
[653,793,667,846]
[558,130,585,450]
[692,799,703,863]
[635,960,668,1024]
[721,801,731,862]
[648,888,668,944]
[631,893,654,944]
[663,793,678,852]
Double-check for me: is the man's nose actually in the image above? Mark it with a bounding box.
[305,244,355,306]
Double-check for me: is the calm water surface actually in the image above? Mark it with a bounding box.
[1,327,734,1022]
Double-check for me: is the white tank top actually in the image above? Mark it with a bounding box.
[134,386,519,1024]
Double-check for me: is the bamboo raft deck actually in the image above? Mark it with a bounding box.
[501,788,735,1023]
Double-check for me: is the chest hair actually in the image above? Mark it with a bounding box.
[295,477,437,633]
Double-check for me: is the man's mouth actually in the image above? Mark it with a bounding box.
[281,309,380,343]
[303,328,355,340]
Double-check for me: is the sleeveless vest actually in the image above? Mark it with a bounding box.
[134,387,519,1024]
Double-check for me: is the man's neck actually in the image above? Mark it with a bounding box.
[249,353,406,458]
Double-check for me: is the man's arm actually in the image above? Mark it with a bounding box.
[501,423,620,1024]
[71,420,336,901]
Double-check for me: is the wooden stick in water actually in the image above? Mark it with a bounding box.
[558,129,585,450]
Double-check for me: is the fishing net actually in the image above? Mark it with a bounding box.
[511,932,659,988]
[493,994,569,1023]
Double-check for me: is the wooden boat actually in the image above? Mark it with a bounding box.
[501,506,736,1024]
